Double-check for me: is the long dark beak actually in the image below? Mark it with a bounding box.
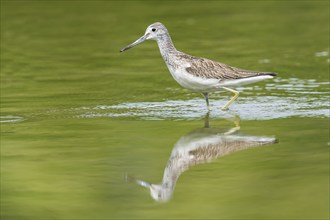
[120,35,147,52]
[125,174,152,188]
[135,179,152,188]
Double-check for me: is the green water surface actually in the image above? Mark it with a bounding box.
[1,1,329,219]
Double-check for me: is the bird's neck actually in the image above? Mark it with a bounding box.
[156,34,177,63]
[160,154,191,190]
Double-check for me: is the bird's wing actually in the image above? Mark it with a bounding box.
[182,54,276,80]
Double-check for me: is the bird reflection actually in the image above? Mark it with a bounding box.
[127,113,278,202]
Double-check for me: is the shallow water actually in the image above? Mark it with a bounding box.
[1,1,329,219]
[78,77,329,120]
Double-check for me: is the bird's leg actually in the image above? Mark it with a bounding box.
[203,111,210,128]
[224,114,241,135]
[221,87,239,111]
[202,93,211,111]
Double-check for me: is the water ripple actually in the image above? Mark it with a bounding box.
[77,95,328,121]
[0,116,25,123]
[78,78,329,120]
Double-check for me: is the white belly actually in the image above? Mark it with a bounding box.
[166,65,274,93]
[167,66,220,92]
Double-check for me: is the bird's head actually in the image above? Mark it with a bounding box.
[120,22,168,52]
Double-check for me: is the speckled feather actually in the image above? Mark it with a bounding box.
[179,53,276,80]
[150,22,276,81]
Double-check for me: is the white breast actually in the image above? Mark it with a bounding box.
[166,64,220,92]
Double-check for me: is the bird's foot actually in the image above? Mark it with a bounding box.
[223,126,240,135]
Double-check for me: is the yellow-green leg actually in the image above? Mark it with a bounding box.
[224,114,241,135]
[221,87,239,111]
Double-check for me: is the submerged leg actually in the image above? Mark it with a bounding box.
[203,111,210,128]
[202,93,211,111]
[221,87,239,111]
[224,114,241,135]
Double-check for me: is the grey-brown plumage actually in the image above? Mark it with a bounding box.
[183,54,277,80]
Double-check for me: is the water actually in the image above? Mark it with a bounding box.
[1,1,329,219]
[78,77,329,120]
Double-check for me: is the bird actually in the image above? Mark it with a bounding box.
[120,22,276,111]
[126,114,278,202]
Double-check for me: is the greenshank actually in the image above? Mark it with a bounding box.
[127,115,277,202]
[120,22,276,110]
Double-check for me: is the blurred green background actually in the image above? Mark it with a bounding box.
[1,0,329,219]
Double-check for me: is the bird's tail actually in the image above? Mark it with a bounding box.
[260,72,277,77]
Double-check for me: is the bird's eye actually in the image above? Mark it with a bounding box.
[152,28,156,32]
